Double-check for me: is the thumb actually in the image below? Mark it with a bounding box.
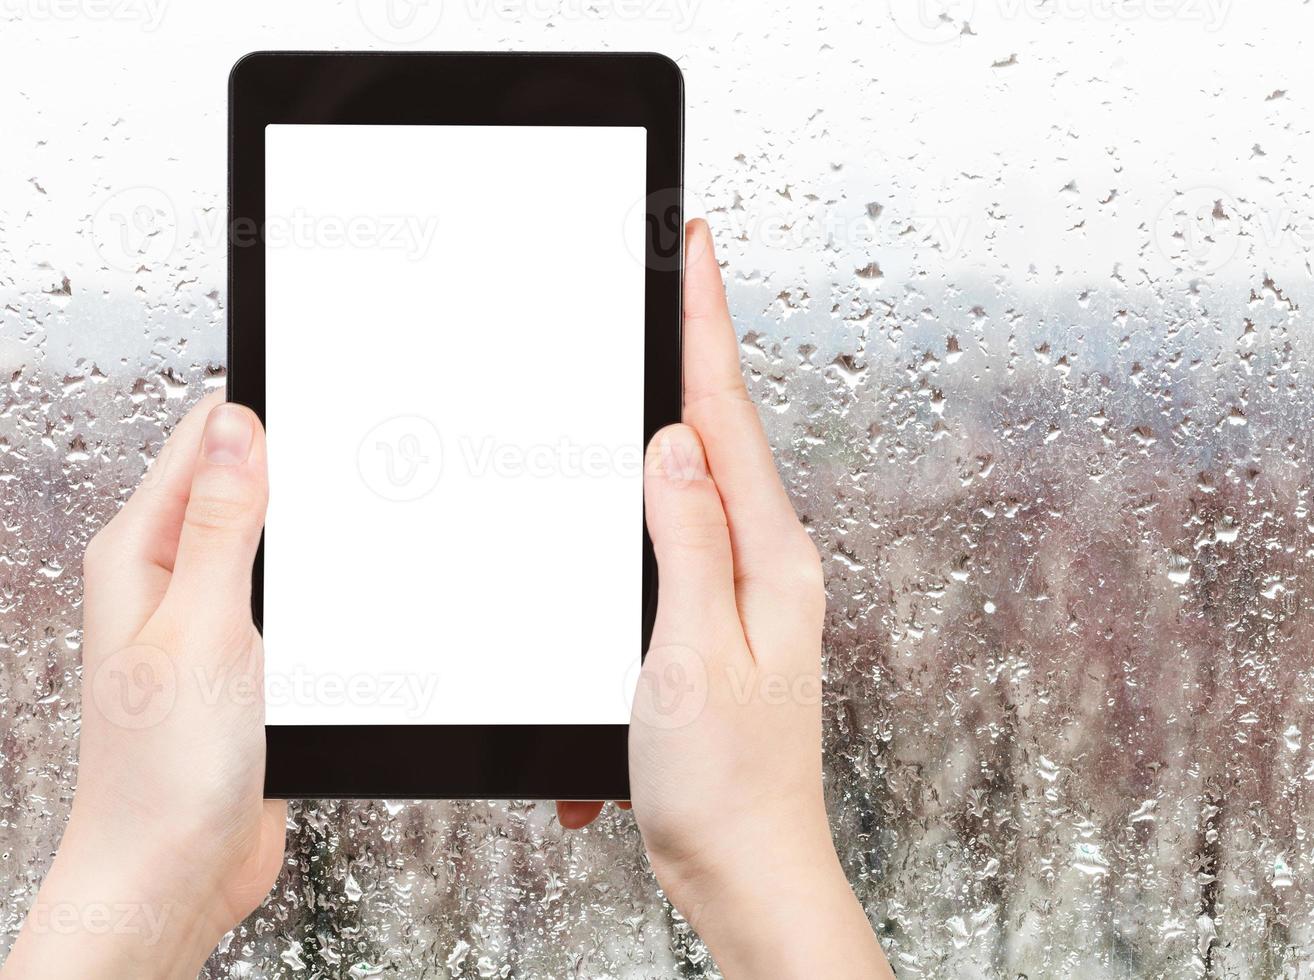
[644,423,738,638]
[160,402,267,632]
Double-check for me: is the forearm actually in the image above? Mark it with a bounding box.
[2,819,216,980]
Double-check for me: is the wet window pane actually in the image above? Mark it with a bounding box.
[1,3,1310,976]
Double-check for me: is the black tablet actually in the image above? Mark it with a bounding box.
[228,51,683,799]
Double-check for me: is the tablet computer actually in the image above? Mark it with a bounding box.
[228,51,683,799]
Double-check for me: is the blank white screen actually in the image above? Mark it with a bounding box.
[263,124,646,725]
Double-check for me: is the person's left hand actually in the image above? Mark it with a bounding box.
[4,393,285,980]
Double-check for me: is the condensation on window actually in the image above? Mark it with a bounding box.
[0,2,1310,977]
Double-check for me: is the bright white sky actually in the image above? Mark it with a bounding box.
[0,0,1309,370]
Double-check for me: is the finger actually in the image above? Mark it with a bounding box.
[644,423,741,644]
[157,402,267,636]
[83,391,223,656]
[557,801,604,830]
[110,390,226,568]
[682,219,802,554]
[681,219,825,657]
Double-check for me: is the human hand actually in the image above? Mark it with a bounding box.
[558,220,891,978]
[4,395,285,980]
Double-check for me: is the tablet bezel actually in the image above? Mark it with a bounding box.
[229,51,683,799]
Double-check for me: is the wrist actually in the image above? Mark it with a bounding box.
[647,794,837,915]
[650,817,889,980]
[652,819,836,918]
[4,813,223,980]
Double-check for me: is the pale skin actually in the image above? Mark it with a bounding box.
[1,219,891,979]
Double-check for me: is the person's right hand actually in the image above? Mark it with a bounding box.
[560,220,892,979]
